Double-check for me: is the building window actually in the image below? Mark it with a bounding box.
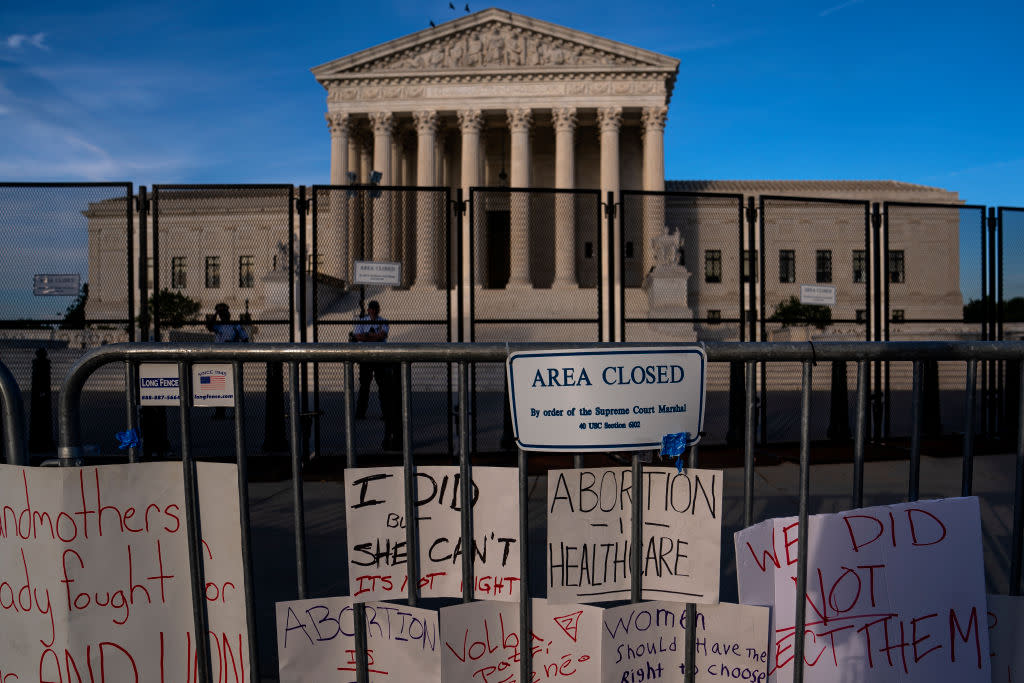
[778,250,795,283]
[816,250,832,283]
[707,310,721,324]
[743,249,758,283]
[625,241,634,259]
[892,309,905,322]
[306,254,324,274]
[239,255,254,288]
[205,256,220,289]
[888,250,905,283]
[705,250,722,283]
[852,250,866,283]
[584,242,594,259]
[856,309,867,323]
[171,257,187,289]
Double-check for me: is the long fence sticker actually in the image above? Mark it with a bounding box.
[507,347,706,451]
[547,467,722,604]
[0,462,249,682]
[987,594,1024,683]
[275,597,440,683]
[735,497,991,682]
[344,466,520,602]
[600,601,770,683]
[440,599,602,682]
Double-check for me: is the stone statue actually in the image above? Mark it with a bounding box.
[644,226,694,330]
[652,225,681,269]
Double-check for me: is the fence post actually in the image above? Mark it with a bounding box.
[827,360,851,441]
[264,361,288,451]
[29,348,54,453]
[922,359,942,438]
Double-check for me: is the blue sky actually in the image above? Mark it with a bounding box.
[1,0,1022,207]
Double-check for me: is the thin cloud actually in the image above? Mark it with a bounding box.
[819,0,864,17]
[5,33,48,50]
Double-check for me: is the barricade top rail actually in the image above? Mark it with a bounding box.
[58,340,1024,456]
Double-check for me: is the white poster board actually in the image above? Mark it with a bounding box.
[276,597,440,683]
[139,362,181,405]
[506,347,707,451]
[987,594,1024,683]
[547,467,722,604]
[344,466,520,601]
[440,599,602,682]
[601,601,770,683]
[354,261,402,285]
[735,497,991,682]
[0,462,249,681]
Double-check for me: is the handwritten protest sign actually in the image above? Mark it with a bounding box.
[441,599,602,682]
[507,347,706,451]
[344,466,520,601]
[0,462,249,682]
[601,601,770,683]
[275,597,440,683]
[547,467,722,604]
[988,594,1024,683]
[735,497,990,682]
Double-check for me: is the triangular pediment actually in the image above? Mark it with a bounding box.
[312,8,679,81]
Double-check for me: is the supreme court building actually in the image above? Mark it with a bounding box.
[85,8,965,343]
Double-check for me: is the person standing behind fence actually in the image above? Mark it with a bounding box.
[352,301,401,450]
[206,302,248,419]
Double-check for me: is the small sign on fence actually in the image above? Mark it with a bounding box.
[139,362,235,407]
[506,346,706,451]
[32,273,80,296]
[799,284,836,306]
[354,260,402,286]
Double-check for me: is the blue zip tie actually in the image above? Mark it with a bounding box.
[116,428,140,450]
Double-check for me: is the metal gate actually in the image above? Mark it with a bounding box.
[310,185,454,456]
[468,187,603,452]
[759,196,871,444]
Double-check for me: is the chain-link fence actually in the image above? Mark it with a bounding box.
[311,185,454,456]
[0,183,134,454]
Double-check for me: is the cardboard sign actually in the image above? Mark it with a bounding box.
[440,599,602,682]
[799,284,836,306]
[735,497,991,682]
[275,597,440,683]
[139,362,180,405]
[354,261,402,285]
[506,347,707,452]
[193,363,235,407]
[0,462,249,682]
[601,601,771,683]
[33,273,81,296]
[547,467,722,604]
[987,594,1024,683]
[344,466,520,601]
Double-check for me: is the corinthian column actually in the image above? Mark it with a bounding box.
[369,111,395,261]
[507,108,533,288]
[642,106,668,276]
[598,107,623,339]
[325,112,351,280]
[552,107,578,288]
[458,110,484,286]
[413,110,440,288]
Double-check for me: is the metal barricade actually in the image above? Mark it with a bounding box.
[0,358,28,466]
[55,341,1024,683]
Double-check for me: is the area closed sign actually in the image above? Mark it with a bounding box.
[506,346,706,451]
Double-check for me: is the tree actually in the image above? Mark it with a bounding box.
[771,296,832,330]
[145,289,201,328]
[964,296,1024,322]
[59,283,89,330]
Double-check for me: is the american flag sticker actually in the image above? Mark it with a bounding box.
[199,373,226,388]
